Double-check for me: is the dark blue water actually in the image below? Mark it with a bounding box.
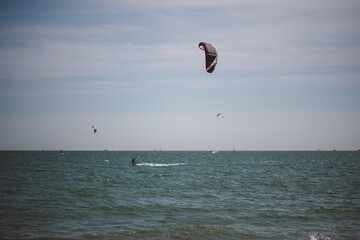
[1,151,359,239]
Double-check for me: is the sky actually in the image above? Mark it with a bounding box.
[0,0,359,151]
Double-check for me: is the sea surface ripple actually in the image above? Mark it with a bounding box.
[1,151,359,239]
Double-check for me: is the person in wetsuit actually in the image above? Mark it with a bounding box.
[132,157,136,166]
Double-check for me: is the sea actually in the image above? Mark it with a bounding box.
[0,151,359,240]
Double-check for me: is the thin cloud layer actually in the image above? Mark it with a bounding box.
[0,0,359,150]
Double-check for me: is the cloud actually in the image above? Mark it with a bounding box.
[0,28,196,79]
[1,0,359,83]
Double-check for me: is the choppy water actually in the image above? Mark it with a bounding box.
[1,151,359,240]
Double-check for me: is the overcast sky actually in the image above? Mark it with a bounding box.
[0,0,359,150]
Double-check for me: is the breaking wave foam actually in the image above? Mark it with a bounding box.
[136,163,185,167]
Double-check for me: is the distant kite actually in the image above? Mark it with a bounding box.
[198,42,218,73]
[92,126,97,133]
[217,113,224,118]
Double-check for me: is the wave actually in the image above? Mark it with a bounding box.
[309,232,334,240]
[136,163,185,167]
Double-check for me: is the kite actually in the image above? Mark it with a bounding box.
[198,42,218,73]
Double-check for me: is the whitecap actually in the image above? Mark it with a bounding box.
[136,163,185,167]
[309,232,333,240]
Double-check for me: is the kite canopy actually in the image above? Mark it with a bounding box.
[92,126,97,133]
[217,113,224,118]
[198,42,218,73]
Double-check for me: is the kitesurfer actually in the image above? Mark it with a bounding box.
[132,157,136,166]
